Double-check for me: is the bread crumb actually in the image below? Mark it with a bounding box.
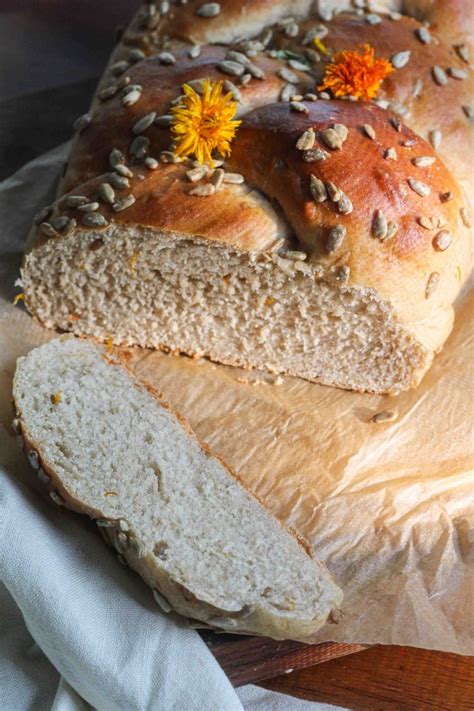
[50,392,61,405]
[13,293,25,305]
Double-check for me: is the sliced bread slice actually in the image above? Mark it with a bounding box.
[12,337,342,640]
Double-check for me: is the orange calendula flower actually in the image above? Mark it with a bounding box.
[171,79,241,166]
[318,44,394,101]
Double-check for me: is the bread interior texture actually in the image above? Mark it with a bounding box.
[14,338,341,638]
[22,227,428,392]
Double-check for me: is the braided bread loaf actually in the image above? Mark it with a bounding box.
[21,1,473,393]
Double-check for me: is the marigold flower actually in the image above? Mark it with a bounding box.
[171,79,241,166]
[318,44,394,101]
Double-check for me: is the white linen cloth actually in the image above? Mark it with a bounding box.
[0,147,347,711]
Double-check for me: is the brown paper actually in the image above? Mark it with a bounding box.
[0,145,472,655]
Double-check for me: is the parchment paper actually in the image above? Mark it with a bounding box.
[1,145,472,655]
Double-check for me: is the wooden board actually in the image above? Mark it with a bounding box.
[201,632,366,686]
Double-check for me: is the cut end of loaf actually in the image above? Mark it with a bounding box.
[13,337,342,640]
[21,227,430,394]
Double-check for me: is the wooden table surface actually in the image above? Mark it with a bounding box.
[1,11,472,708]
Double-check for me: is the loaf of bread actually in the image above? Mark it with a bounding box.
[20,1,473,393]
[12,336,342,640]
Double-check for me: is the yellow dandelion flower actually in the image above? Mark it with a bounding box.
[318,44,394,101]
[170,79,241,166]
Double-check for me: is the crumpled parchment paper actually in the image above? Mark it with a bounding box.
[1,144,472,654]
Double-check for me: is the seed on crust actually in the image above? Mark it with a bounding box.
[333,123,348,142]
[153,589,172,613]
[39,222,57,237]
[157,52,176,66]
[296,128,316,150]
[326,181,342,202]
[130,136,150,159]
[188,45,201,59]
[109,148,125,168]
[81,213,109,228]
[366,13,382,25]
[302,147,329,162]
[384,147,397,160]
[33,205,52,224]
[98,183,116,205]
[371,409,398,423]
[66,195,88,208]
[288,59,311,72]
[113,195,136,212]
[407,178,431,197]
[461,105,474,121]
[211,168,225,190]
[391,50,411,69]
[460,207,472,228]
[98,84,119,101]
[412,156,436,168]
[455,44,469,63]
[429,129,442,149]
[326,225,346,252]
[432,230,452,251]
[337,193,353,215]
[50,216,71,231]
[385,221,398,241]
[280,84,295,102]
[309,175,327,202]
[278,67,299,84]
[73,113,92,133]
[290,101,309,114]
[115,164,133,178]
[432,65,448,86]
[189,184,216,196]
[50,491,64,506]
[448,67,468,80]
[217,60,245,77]
[415,27,431,44]
[363,124,376,140]
[132,112,157,134]
[372,209,388,240]
[223,80,242,103]
[122,89,142,107]
[197,2,221,17]
[418,216,433,230]
[77,201,99,213]
[222,173,244,184]
[425,272,440,298]
[186,166,207,182]
[321,128,342,149]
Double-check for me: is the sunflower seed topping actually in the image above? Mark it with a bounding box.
[390,117,402,132]
[50,216,71,231]
[197,2,221,17]
[211,168,225,190]
[321,128,342,149]
[460,207,472,228]
[418,216,433,230]
[109,148,125,168]
[278,67,299,83]
[407,178,431,197]
[371,409,398,423]
[429,129,442,149]
[413,78,424,97]
[50,491,64,506]
[108,173,130,190]
[33,205,52,224]
[363,124,376,140]
[433,230,452,251]
[335,265,350,282]
[462,105,474,121]
[130,136,150,159]
[98,183,115,205]
[247,62,265,80]
[158,52,176,66]
[296,128,316,150]
[284,22,299,38]
[391,50,411,69]
[223,80,242,102]
[432,65,448,85]
[153,589,172,613]
[66,195,88,208]
[310,175,327,202]
[186,166,207,182]
[327,225,346,252]
[302,147,329,162]
[113,195,136,212]
[337,193,353,215]
[240,73,252,86]
[304,93,318,101]
[319,91,331,100]
[98,84,119,101]
[38,468,51,485]
[288,59,311,72]
[111,60,129,77]
[222,172,244,184]
[280,84,294,102]
[160,151,180,164]
[455,44,469,63]
[144,157,159,170]
[448,67,468,80]
[385,221,398,241]
[132,112,157,134]
[389,11,402,20]
[372,209,388,239]
[122,88,142,107]
[155,114,173,127]
[189,45,202,59]
[226,50,249,66]
[217,60,245,77]
[333,123,348,142]
[115,164,133,177]
[366,13,382,25]
[385,147,397,160]
[290,101,309,113]
[128,48,146,63]
[81,213,109,228]
[425,271,440,298]
[39,222,57,237]
[73,113,92,133]
[189,184,216,196]
[415,27,431,44]
[77,201,99,212]
[412,156,435,168]
[326,181,342,202]
[281,250,307,261]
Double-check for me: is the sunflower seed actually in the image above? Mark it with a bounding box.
[318,7,333,21]
[186,166,207,182]
[50,491,64,506]
[117,75,131,89]
[81,213,109,228]
[158,52,176,66]
[432,65,448,85]
[33,205,52,224]
[73,113,92,133]
[77,202,99,212]
[321,128,342,149]
[153,589,172,613]
[429,129,442,149]
[389,11,402,20]
[373,98,389,109]
[290,94,304,102]
[197,2,221,17]
[385,221,398,241]
[296,128,315,150]
[159,150,180,163]
[455,44,469,63]
[390,100,409,117]
[226,50,249,66]
[461,105,474,121]
[363,124,376,140]
[132,112,157,135]
[109,148,125,168]
[211,168,225,190]
[390,117,402,132]
[130,136,150,159]
[371,409,398,423]
[310,175,327,202]
[188,45,201,59]
[402,139,416,147]
[304,93,318,101]
[418,216,433,230]
[217,60,245,77]
[145,157,159,169]
[40,222,57,237]
[460,207,472,228]
[412,156,436,168]
[284,22,299,38]
[413,78,423,97]
[97,518,114,528]
[117,532,129,550]
[391,50,411,69]
[289,101,309,114]
[66,195,88,208]
[223,80,242,102]
[448,67,468,80]
[425,271,440,298]
[122,83,142,95]
[302,147,329,162]
[385,147,397,160]
[247,62,265,80]
[278,67,299,83]
[440,191,454,202]
[113,195,136,212]
[155,114,174,130]
[189,184,216,196]
[366,13,381,24]
[415,27,431,44]
[122,89,142,107]
[327,225,346,252]
[432,230,452,251]
[281,250,307,262]
[128,48,146,63]
[288,59,311,72]
[407,178,431,197]
[111,60,129,76]
[50,216,71,231]
[222,172,244,184]
[372,209,388,239]
[280,84,295,102]
[38,468,51,485]
[333,123,348,142]
[326,181,342,202]
[28,449,40,470]
[240,73,252,85]
[98,84,119,101]
[115,164,133,177]
[159,1,170,14]
[335,265,350,281]
[337,193,353,215]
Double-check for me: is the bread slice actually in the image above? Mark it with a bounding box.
[12,337,342,641]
